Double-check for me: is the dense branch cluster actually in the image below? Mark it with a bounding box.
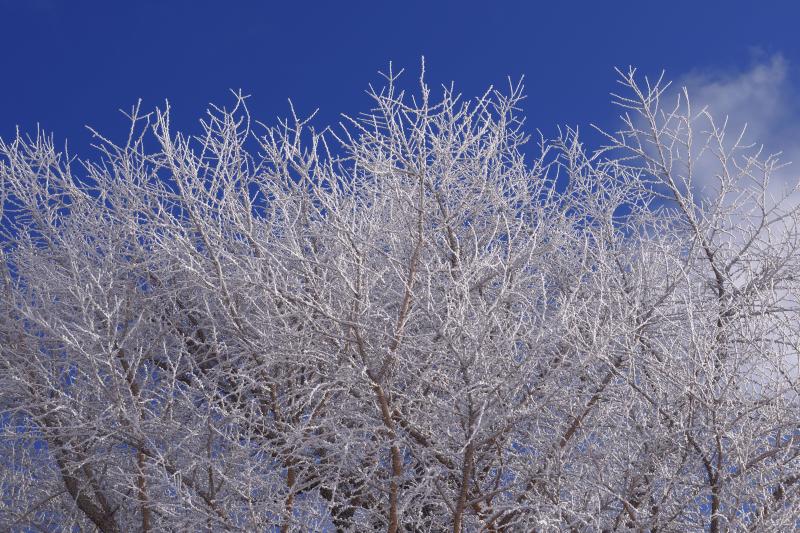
[1,68,799,532]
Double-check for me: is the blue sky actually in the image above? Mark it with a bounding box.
[2,0,800,161]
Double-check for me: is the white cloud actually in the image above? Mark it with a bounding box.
[677,54,800,195]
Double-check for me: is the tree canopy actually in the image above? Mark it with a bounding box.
[1,68,799,532]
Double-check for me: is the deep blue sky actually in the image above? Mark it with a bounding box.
[2,0,799,158]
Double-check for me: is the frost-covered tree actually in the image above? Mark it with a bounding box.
[1,67,799,532]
